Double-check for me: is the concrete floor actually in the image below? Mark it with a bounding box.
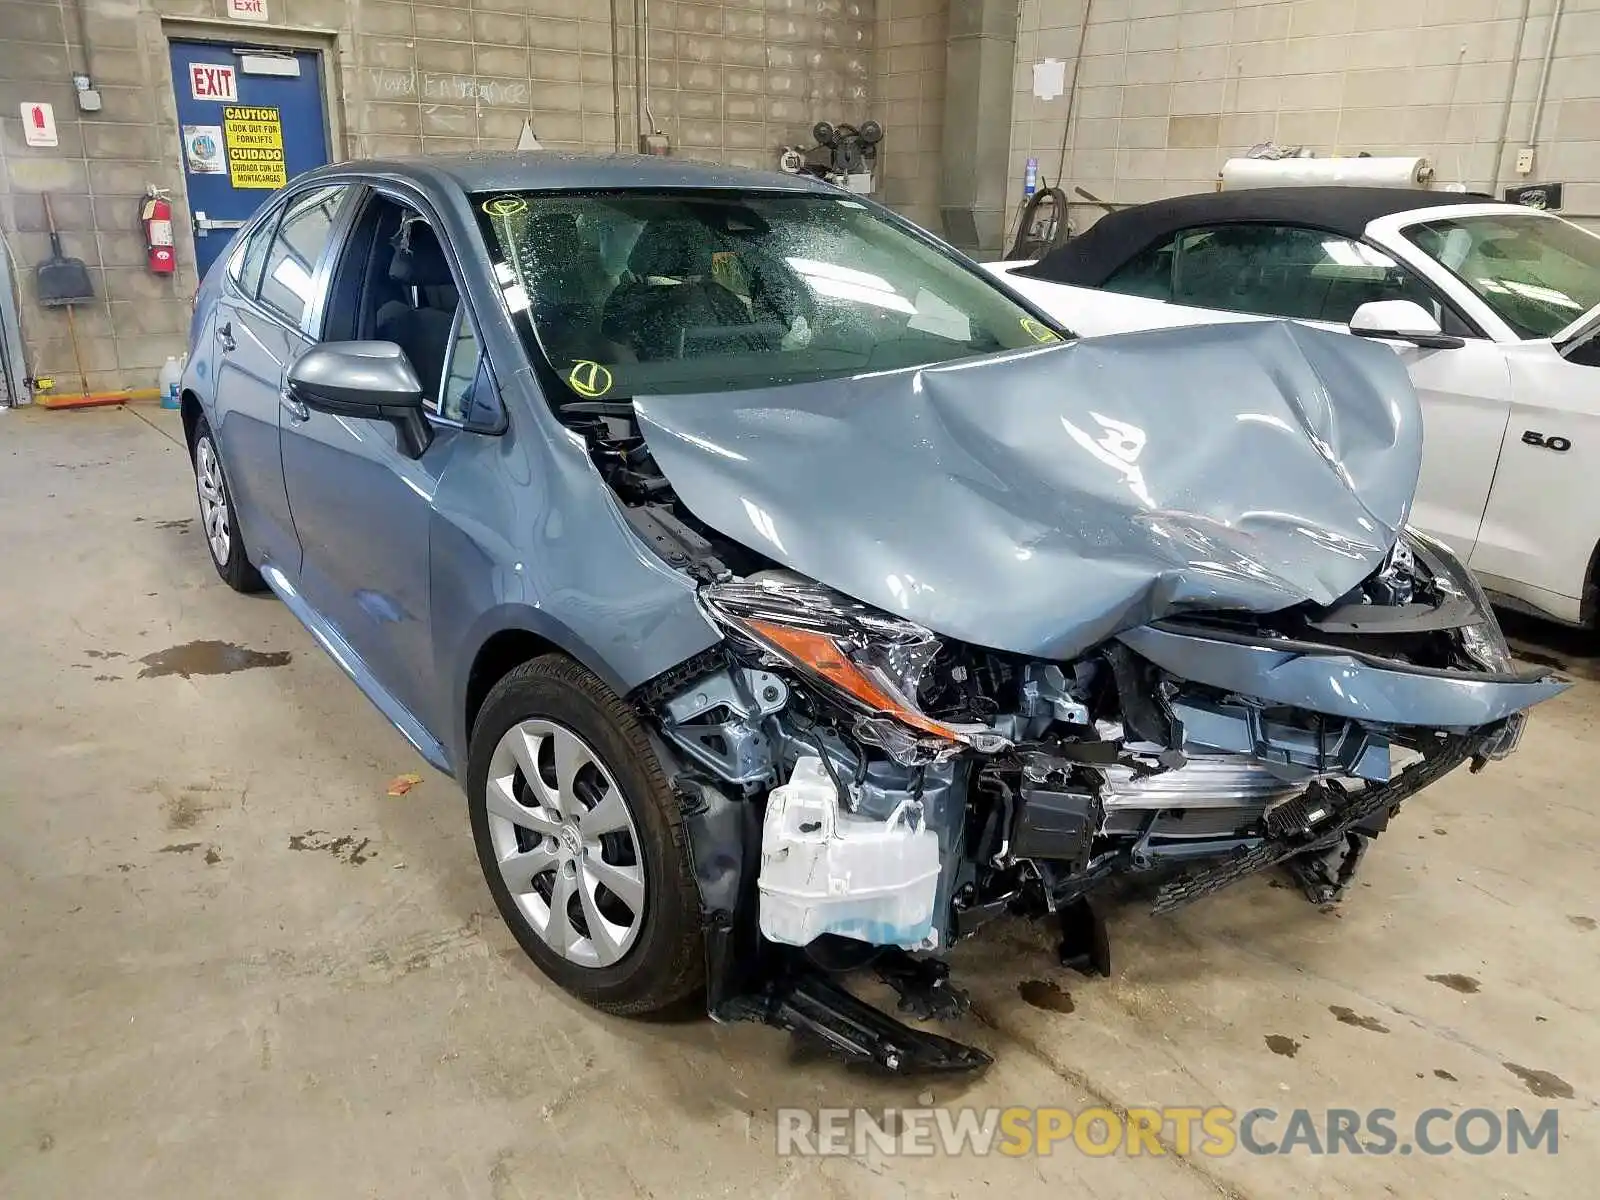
[2,404,1596,1198]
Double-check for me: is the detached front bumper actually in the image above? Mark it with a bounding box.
[1151,730,1482,913]
[1118,623,1568,731]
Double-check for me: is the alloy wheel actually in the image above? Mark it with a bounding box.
[194,436,231,566]
[484,719,647,968]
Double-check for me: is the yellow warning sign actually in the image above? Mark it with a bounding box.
[567,360,613,398]
[222,105,286,189]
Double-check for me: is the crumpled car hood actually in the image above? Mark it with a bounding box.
[634,320,1422,660]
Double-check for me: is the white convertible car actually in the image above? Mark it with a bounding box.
[988,187,1600,627]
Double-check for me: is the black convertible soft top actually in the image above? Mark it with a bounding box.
[1017,186,1497,287]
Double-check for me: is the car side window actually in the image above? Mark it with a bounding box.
[1172,224,1441,325]
[1103,236,1178,301]
[319,189,503,430]
[1567,337,1600,370]
[257,185,348,327]
[229,207,281,297]
[435,303,484,423]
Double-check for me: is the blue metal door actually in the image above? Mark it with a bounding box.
[168,41,329,280]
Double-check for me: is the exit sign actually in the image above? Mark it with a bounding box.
[189,63,238,102]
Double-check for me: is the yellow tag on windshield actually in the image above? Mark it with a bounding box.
[1021,317,1062,343]
[568,360,613,398]
[482,196,527,217]
[711,250,748,297]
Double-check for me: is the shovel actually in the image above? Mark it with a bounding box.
[35,193,95,396]
[36,193,94,307]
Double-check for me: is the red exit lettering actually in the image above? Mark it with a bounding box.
[189,64,237,102]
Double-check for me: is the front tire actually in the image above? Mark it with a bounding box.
[467,655,704,1014]
[192,417,264,593]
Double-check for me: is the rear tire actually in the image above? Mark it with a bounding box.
[467,654,704,1014]
[191,417,264,593]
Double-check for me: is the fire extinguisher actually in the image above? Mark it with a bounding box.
[141,186,176,275]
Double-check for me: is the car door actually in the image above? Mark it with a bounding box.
[1468,325,1600,621]
[212,183,350,576]
[278,189,494,747]
[1155,223,1512,561]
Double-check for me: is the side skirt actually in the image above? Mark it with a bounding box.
[259,563,453,773]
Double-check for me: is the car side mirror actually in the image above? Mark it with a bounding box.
[1349,300,1465,350]
[286,341,433,458]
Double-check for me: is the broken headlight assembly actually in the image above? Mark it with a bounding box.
[1403,527,1515,673]
[701,574,1011,764]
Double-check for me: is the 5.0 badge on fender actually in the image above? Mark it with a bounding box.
[1522,430,1572,452]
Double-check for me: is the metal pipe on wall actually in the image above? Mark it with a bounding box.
[1052,0,1096,188]
[1526,0,1567,153]
[641,0,657,138]
[609,0,627,151]
[1488,0,1533,197]
[632,0,645,139]
[59,0,96,82]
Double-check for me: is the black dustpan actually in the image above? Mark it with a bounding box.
[36,193,94,307]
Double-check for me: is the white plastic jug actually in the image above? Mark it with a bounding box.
[757,756,942,950]
[158,355,182,409]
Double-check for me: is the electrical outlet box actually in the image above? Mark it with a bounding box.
[1516,147,1535,175]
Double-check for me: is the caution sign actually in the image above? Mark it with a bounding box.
[222,105,286,189]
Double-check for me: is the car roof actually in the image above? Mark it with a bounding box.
[300,150,837,197]
[1018,186,1502,287]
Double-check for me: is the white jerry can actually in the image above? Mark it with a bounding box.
[757,756,942,950]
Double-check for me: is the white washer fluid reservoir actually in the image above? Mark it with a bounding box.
[757,755,942,950]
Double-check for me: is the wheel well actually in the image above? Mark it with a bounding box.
[465,630,562,741]
[180,390,203,451]
[1583,539,1600,628]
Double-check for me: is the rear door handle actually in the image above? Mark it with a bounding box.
[279,386,308,422]
[216,320,235,352]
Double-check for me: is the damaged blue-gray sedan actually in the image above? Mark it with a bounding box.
[179,153,1566,1072]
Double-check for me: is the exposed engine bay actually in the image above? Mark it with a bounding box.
[559,364,1566,1072]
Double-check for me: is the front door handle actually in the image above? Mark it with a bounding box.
[279,387,308,422]
[216,320,235,352]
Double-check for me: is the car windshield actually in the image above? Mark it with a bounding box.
[474,190,1063,399]
[1401,211,1600,340]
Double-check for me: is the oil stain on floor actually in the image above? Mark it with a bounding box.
[1329,1005,1390,1033]
[288,830,374,866]
[161,787,213,830]
[1425,973,1481,994]
[137,640,291,679]
[1503,1062,1575,1099]
[1017,979,1076,1013]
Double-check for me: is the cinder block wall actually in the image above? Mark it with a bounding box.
[873,0,946,232]
[1009,0,1600,241]
[0,0,873,398]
